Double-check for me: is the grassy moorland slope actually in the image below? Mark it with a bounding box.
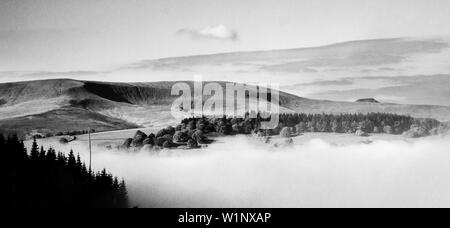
[0,79,449,137]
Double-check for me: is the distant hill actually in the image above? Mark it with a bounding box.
[1,79,449,136]
[356,98,380,103]
[120,37,450,107]
[2,37,450,107]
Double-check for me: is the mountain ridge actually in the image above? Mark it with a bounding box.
[1,79,449,137]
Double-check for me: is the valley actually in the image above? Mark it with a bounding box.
[1,78,450,138]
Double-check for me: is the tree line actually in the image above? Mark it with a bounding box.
[275,112,441,136]
[123,112,444,150]
[1,134,129,208]
[181,112,441,136]
[32,129,98,139]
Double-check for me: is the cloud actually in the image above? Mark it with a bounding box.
[287,79,355,88]
[177,25,239,41]
[23,71,107,77]
[30,134,450,208]
[0,70,109,83]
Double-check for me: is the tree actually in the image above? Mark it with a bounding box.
[187,139,199,149]
[192,130,205,144]
[59,137,69,144]
[142,136,155,146]
[2,135,129,208]
[403,124,429,138]
[331,120,342,133]
[122,138,133,148]
[280,127,292,138]
[217,121,232,135]
[341,121,351,133]
[155,137,166,147]
[393,121,402,135]
[359,120,374,133]
[162,141,172,148]
[187,120,196,131]
[156,134,173,147]
[68,150,76,169]
[0,134,5,146]
[165,126,176,136]
[430,124,449,136]
[383,125,393,134]
[196,119,206,132]
[373,126,381,134]
[30,139,39,161]
[232,124,243,134]
[295,122,307,133]
[307,121,316,132]
[173,131,189,143]
[46,147,56,162]
[350,121,359,133]
[156,129,167,138]
[117,179,129,208]
[131,131,147,147]
[156,127,176,138]
[39,146,46,161]
[317,119,331,133]
[76,154,83,171]
[175,124,184,131]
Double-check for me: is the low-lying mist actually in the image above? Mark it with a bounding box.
[33,135,450,208]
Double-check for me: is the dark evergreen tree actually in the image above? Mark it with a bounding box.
[76,154,83,172]
[2,135,129,208]
[30,139,39,161]
[68,150,76,169]
[39,146,46,161]
[0,134,5,146]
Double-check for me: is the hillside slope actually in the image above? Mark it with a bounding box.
[0,79,449,136]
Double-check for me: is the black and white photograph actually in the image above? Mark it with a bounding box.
[1,0,450,212]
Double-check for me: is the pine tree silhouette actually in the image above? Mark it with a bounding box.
[30,138,39,161]
[39,146,46,161]
[68,150,76,169]
[2,134,129,208]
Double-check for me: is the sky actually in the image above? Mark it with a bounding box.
[1,0,450,72]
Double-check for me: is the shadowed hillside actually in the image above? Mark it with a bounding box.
[0,107,139,137]
[1,79,449,137]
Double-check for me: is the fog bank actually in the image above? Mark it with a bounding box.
[33,135,450,208]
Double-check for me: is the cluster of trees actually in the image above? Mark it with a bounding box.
[276,113,441,136]
[59,135,77,144]
[122,112,443,150]
[179,113,441,137]
[2,135,128,208]
[30,129,97,140]
[55,129,96,137]
[122,122,209,150]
